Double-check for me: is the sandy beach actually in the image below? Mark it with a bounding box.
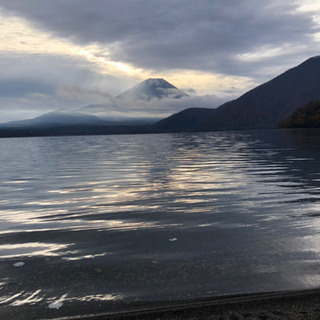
[59,289,320,320]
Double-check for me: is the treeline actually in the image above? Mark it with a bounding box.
[278,101,320,128]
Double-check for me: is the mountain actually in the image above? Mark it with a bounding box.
[2,110,107,128]
[155,56,320,131]
[116,78,188,101]
[154,108,216,132]
[0,78,187,132]
[0,109,154,137]
[5,57,320,137]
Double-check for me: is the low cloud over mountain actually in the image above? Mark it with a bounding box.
[1,78,225,127]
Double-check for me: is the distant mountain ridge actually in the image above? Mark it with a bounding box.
[156,56,320,131]
[2,111,108,128]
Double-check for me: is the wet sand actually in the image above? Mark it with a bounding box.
[58,289,320,320]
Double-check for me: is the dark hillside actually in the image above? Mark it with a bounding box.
[155,56,320,131]
[278,101,320,128]
[154,108,216,132]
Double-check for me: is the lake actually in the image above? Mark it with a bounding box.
[1,129,320,319]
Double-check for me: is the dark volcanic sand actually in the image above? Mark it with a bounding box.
[56,289,320,320]
[5,289,317,320]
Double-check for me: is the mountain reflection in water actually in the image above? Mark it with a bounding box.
[1,129,320,319]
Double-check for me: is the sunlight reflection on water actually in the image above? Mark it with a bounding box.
[0,242,71,258]
[1,130,320,318]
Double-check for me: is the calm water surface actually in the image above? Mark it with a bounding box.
[1,130,320,318]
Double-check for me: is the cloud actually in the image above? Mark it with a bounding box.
[83,94,226,120]
[0,0,319,81]
[57,86,117,105]
[130,94,225,114]
[0,79,54,98]
[0,52,135,121]
[0,53,126,122]
[183,88,197,95]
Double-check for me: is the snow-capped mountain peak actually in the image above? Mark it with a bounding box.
[116,78,188,101]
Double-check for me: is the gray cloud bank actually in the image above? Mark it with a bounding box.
[1,0,319,80]
[80,94,226,121]
[0,53,127,122]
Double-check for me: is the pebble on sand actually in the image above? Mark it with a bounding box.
[48,301,63,309]
[13,262,25,267]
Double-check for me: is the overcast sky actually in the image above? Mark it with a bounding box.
[1,0,320,122]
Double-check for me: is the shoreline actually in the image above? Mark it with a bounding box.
[46,288,320,320]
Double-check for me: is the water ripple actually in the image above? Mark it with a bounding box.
[1,131,320,319]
